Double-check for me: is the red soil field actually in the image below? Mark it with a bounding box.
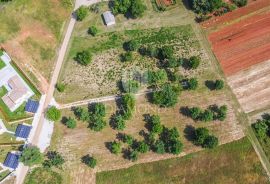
[209,12,270,75]
[201,0,270,29]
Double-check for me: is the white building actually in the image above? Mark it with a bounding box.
[102,11,116,26]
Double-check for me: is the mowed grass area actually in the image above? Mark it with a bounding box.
[96,138,269,184]
[56,0,198,103]
[0,0,72,82]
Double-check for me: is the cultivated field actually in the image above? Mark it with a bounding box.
[97,138,269,184]
[0,0,72,92]
[51,90,244,183]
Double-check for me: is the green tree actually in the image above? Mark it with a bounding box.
[187,78,198,90]
[189,107,202,120]
[43,151,65,168]
[46,106,61,121]
[152,84,180,107]
[74,107,89,122]
[150,115,163,134]
[88,26,98,36]
[130,0,146,18]
[136,141,149,153]
[168,140,183,154]
[216,105,227,121]
[215,79,224,90]
[253,120,269,139]
[114,114,126,130]
[75,6,88,21]
[154,140,165,154]
[121,51,133,62]
[124,40,139,51]
[159,46,173,60]
[203,135,219,148]
[122,93,136,120]
[129,150,138,162]
[111,141,122,155]
[56,83,65,92]
[90,116,106,131]
[112,0,132,14]
[122,80,139,93]
[82,155,97,168]
[20,147,43,166]
[75,50,92,66]
[200,109,214,122]
[112,0,146,18]
[189,56,200,69]
[191,0,223,14]
[194,127,209,145]
[66,117,77,129]
[148,69,168,86]
[123,134,133,145]
[93,103,106,117]
[233,0,247,7]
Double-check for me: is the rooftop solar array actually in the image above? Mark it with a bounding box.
[3,153,19,169]
[25,99,39,113]
[15,124,31,139]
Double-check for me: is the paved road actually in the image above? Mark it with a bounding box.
[15,1,102,184]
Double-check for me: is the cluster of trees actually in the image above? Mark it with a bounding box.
[111,93,136,130]
[65,117,77,129]
[112,0,146,18]
[109,115,183,161]
[182,78,198,90]
[75,50,92,66]
[43,151,65,168]
[252,115,270,139]
[191,0,224,14]
[194,127,219,148]
[233,0,247,7]
[188,104,227,122]
[20,146,44,166]
[74,103,107,131]
[46,106,61,122]
[75,6,88,21]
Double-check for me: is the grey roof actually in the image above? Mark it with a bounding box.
[102,11,115,25]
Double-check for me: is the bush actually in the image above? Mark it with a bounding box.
[136,141,149,153]
[82,155,97,168]
[122,93,136,120]
[56,83,65,92]
[165,57,182,68]
[152,84,180,107]
[203,135,219,148]
[43,151,65,168]
[123,134,133,145]
[75,50,92,66]
[75,6,88,21]
[187,78,198,90]
[189,107,202,120]
[112,0,146,18]
[130,0,146,18]
[147,69,168,86]
[111,141,122,155]
[159,46,173,60]
[140,46,159,58]
[122,80,139,93]
[129,150,138,162]
[124,40,139,51]
[215,79,224,90]
[168,140,183,154]
[189,56,200,69]
[154,140,165,154]
[191,0,223,14]
[233,0,247,7]
[114,114,126,130]
[65,117,77,129]
[20,147,43,166]
[74,107,90,122]
[121,51,133,62]
[252,120,269,139]
[88,26,98,36]
[160,127,183,154]
[200,109,214,122]
[46,106,61,121]
[216,105,227,121]
[90,116,106,131]
[93,103,106,117]
[149,115,163,134]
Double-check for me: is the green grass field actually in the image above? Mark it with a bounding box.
[97,138,269,184]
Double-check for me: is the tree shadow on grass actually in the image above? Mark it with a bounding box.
[184,125,196,142]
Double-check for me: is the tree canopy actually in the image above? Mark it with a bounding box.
[75,6,88,21]
[75,50,92,66]
[152,84,180,107]
[46,106,61,121]
[20,147,43,166]
[112,0,146,18]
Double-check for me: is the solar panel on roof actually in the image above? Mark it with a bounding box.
[25,99,39,113]
[15,124,31,139]
[3,153,19,169]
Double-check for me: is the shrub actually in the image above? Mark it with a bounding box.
[75,50,92,66]
[74,107,89,122]
[200,109,214,122]
[75,6,88,21]
[111,141,122,155]
[189,107,202,120]
[149,115,163,134]
[65,117,77,129]
[203,135,219,148]
[82,155,97,168]
[129,150,138,162]
[136,141,149,153]
[46,106,61,121]
[154,140,165,154]
[124,40,139,51]
[165,57,182,68]
[114,114,126,130]
[191,0,223,14]
[143,46,159,58]
[20,147,43,166]
[233,0,247,7]
[43,151,65,168]
[90,116,106,131]
[123,134,133,145]
[160,127,183,154]
[88,26,98,36]
[112,0,146,18]
[252,120,269,139]
[159,46,173,60]
[122,80,139,93]
[194,127,209,145]
[147,69,168,86]
[187,78,198,90]
[189,56,200,69]
[122,93,136,120]
[121,51,133,62]
[152,84,180,107]
[215,79,224,90]
[216,105,227,121]
[56,83,65,92]
[130,0,146,18]
[93,103,106,117]
[168,140,183,154]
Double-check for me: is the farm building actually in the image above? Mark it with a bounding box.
[15,124,31,139]
[102,11,116,26]
[3,153,19,170]
[25,99,39,113]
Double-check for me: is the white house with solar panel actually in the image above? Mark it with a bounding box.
[0,51,34,112]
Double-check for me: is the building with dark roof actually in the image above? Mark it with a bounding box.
[25,99,39,113]
[15,124,31,139]
[3,153,19,169]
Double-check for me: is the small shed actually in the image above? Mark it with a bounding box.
[3,153,19,169]
[15,124,31,139]
[102,11,116,26]
[25,99,39,113]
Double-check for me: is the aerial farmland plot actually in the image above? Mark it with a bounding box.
[206,0,270,113]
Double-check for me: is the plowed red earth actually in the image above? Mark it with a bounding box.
[201,0,270,28]
[209,12,270,75]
